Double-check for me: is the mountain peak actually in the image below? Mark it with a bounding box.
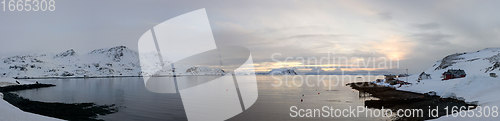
[112,45,127,50]
[89,46,137,62]
[89,46,128,53]
[480,48,500,52]
[429,47,500,74]
[54,49,77,58]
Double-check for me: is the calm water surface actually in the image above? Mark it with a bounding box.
[14,75,390,121]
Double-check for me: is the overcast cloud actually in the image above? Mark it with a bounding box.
[1,0,500,74]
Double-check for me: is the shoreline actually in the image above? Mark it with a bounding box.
[348,82,476,121]
[8,74,383,79]
[9,75,229,79]
[1,84,119,121]
[12,75,143,79]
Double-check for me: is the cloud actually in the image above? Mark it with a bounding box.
[255,26,332,35]
[377,12,393,20]
[413,23,441,30]
[276,34,343,40]
[370,35,416,60]
[2,0,500,75]
[411,32,453,44]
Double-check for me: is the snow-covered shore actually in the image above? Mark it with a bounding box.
[0,98,63,121]
[392,48,500,121]
[0,77,35,87]
[401,76,500,121]
[0,77,62,121]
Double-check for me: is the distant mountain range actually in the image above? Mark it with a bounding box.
[267,68,298,75]
[0,46,229,78]
[0,46,300,78]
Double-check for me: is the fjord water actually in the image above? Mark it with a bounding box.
[12,75,389,121]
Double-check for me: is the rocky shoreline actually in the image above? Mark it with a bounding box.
[1,84,119,121]
[348,82,477,121]
[12,75,142,79]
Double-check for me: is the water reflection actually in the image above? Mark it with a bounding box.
[13,75,389,121]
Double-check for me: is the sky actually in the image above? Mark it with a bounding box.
[1,0,500,74]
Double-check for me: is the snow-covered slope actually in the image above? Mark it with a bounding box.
[0,77,35,87]
[0,78,63,121]
[395,48,500,121]
[401,48,500,85]
[0,46,226,78]
[0,96,63,121]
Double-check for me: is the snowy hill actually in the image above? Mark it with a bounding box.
[0,46,226,78]
[268,68,298,75]
[394,48,500,121]
[404,48,500,82]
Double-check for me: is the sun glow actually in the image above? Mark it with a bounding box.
[372,35,415,60]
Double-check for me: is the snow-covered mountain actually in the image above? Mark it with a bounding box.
[0,46,226,78]
[268,68,298,75]
[422,47,500,77]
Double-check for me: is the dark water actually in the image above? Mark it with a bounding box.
[14,75,390,121]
